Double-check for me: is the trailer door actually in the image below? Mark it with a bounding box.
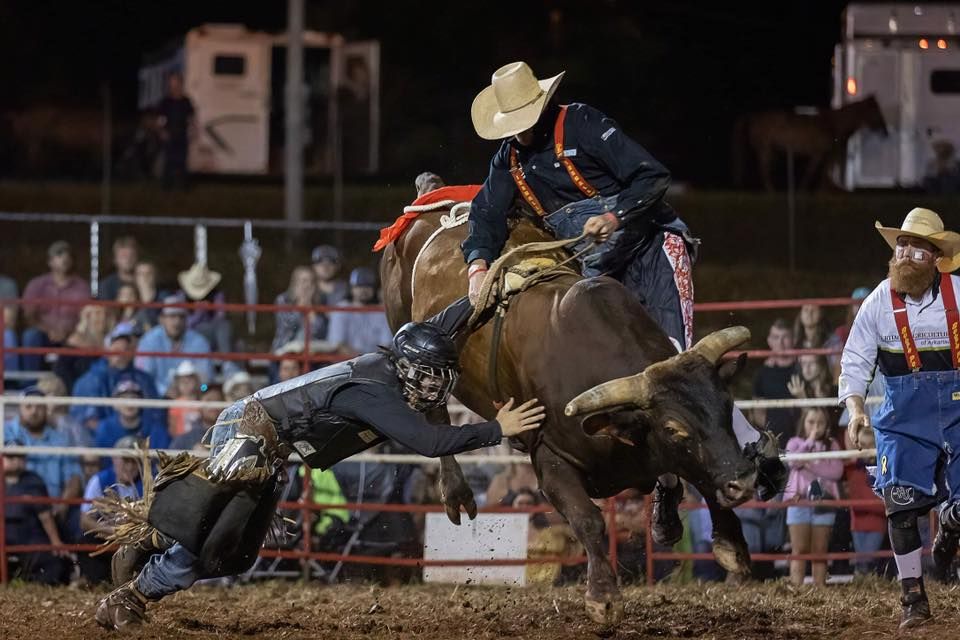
[847,47,901,187]
[914,51,960,186]
[186,37,270,174]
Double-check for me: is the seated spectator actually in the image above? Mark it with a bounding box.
[272,266,328,355]
[36,373,88,447]
[752,318,799,446]
[825,286,871,380]
[486,462,539,507]
[134,261,163,328]
[326,268,393,356]
[71,321,161,433]
[223,370,255,403]
[3,386,83,521]
[54,303,115,390]
[170,385,224,450]
[0,271,19,374]
[277,357,303,382]
[115,282,152,335]
[792,303,829,349]
[311,245,349,306]
[784,408,843,586]
[99,236,139,302]
[3,439,70,585]
[178,262,237,375]
[21,240,90,372]
[78,435,143,584]
[167,361,202,437]
[787,354,836,400]
[94,379,170,453]
[136,293,212,396]
[300,466,350,541]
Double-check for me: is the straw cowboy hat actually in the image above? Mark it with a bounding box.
[876,208,960,273]
[471,62,565,140]
[178,262,222,300]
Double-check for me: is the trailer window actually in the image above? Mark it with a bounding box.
[213,55,246,76]
[931,70,960,94]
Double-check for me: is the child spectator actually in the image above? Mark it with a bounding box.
[79,436,143,584]
[752,318,799,446]
[133,261,163,328]
[793,303,830,349]
[784,407,844,586]
[170,385,224,450]
[223,370,255,403]
[21,240,90,372]
[115,281,153,334]
[787,354,836,400]
[272,266,327,353]
[54,303,114,390]
[94,379,170,453]
[3,438,70,585]
[167,361,202,437]
[277,357,302,382]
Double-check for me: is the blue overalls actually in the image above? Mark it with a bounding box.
[872,283,960,514]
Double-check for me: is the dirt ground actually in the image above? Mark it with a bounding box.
[1,578,959,640]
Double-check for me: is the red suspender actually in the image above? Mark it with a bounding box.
[553,106,599,198]
[508,105,599,217]
[891,273,960,371]
[940,273,960,369]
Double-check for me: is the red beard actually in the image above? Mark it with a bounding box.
[888,257,937,297]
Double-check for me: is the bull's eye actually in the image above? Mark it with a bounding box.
[663,419,691,440]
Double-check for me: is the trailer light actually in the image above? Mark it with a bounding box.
[846,77,858,96]
[938,39,948,49]
[919,38,930,49]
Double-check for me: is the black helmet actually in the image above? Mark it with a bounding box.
[391,322,460,411]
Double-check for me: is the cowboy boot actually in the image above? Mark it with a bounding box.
[899,577,932,630]
[651,479,684,547]
[111,532,175,585]
[95,580,151,631]
[932,503,960,583]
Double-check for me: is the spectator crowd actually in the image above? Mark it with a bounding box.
[1,239,895,589]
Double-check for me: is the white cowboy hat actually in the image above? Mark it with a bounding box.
[875,208,960,273]
[471,62,565,141]
[178,262,222,300]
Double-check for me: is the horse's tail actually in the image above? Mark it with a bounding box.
[730,115,750,188]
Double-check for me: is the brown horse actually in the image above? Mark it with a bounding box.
[732,95,888,191]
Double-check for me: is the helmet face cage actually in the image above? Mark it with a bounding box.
[396,357,459,411]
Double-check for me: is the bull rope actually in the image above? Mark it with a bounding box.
[410,202,472,300]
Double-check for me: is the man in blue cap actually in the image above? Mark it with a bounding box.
[93,379,171,454]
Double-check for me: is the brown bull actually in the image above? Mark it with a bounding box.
[380,201,757,625]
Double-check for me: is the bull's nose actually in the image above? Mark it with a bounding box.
[723,471,757,502]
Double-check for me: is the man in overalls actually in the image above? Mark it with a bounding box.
[462,61,782,546]
[842,208,960,629]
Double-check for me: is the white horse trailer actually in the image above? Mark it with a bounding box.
[138,23,379,175]
[835,3,960,188]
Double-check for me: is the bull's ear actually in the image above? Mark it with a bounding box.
[581,413,638,446]
[717,352,747,385]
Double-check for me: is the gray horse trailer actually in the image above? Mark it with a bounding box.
[835,3,960,188]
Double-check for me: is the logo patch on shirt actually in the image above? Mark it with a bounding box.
[601,127,617,141]
[293,440,317,457]
[953,391,960,401]
[562,148,577,157]
[358,430,379,443]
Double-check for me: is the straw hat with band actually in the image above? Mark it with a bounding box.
[178,263,222,301]
[875,208,960,274]
[471,62,565,141]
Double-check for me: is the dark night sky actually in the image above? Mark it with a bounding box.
[0,1,852,185]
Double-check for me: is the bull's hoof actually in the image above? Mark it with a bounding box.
[584,594,624,627]
[712,537,750,576]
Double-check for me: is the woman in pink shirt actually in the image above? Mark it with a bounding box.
[784,407,844,586]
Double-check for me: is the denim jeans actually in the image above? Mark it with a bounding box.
[21,327,51,373]
[851,530,886,574]
[135,543,201,599]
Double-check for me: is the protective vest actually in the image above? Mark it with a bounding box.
[254,352,398,469]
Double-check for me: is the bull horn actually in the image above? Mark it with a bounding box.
[564,372,650,417]
[691,326,751,365]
